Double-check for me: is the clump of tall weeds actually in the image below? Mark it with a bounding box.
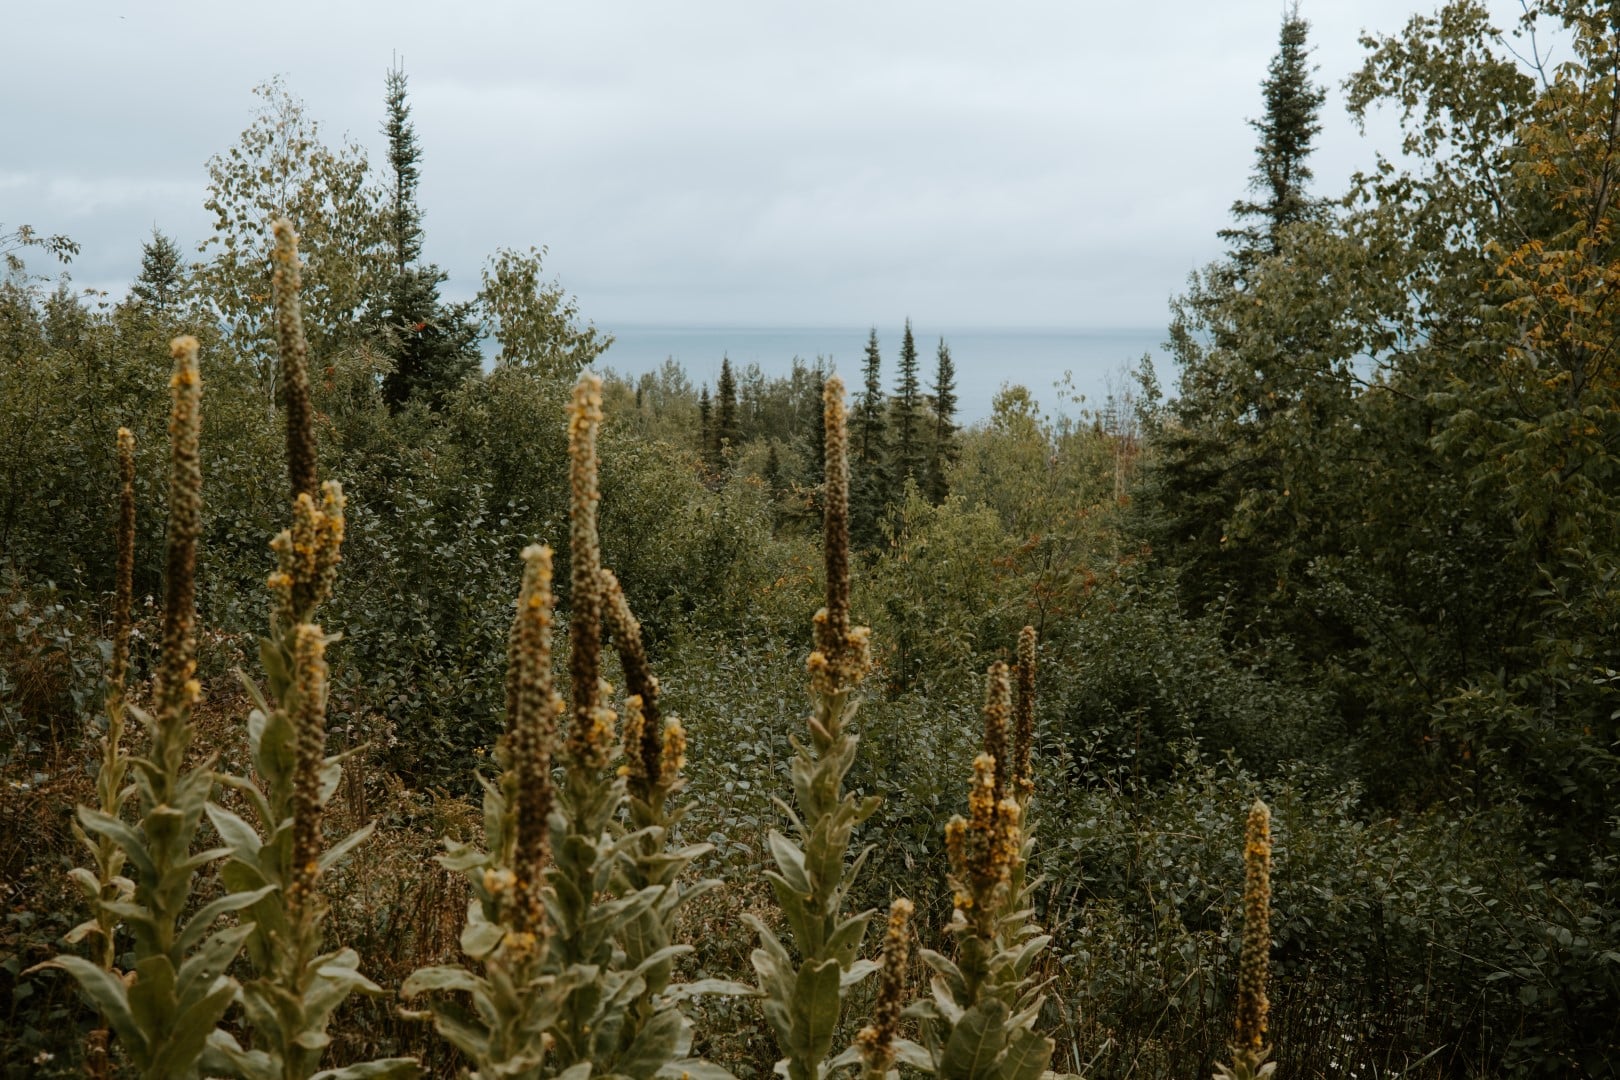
[204,220,418,1080]
[749,374,884,1080]
[405,374,721,1080]
[61,425,136,1080]
[903,646,1058,1080]
[43,337,270,1080]
[1214,800,1274,1080]
[36,257,1288,1080]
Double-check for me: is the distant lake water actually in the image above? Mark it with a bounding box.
[596,325,1168,423]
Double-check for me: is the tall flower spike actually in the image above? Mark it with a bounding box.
[110,428,136,705]
[1234,799,1273,1069]
[948,752,1019,927]
[155,337,202,732]
[982,661,1011,806]
[599,567,663,795]
[509,544,561,934]
[270,218,317,503]
[811,375,870,694]
[1012,626,1037,802]
[855,898,913,1080]
[567,374,606,765]
[286,623,330,917]
[269,482,347,627]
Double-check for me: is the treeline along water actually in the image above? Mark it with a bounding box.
[598,324,1165,421]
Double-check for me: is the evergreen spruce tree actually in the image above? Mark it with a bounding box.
[801,371,827,510]
[851,328,891,548]
[764,441,782,501]
[855,329,887,469]
[698,384,715,468]
[717,355,740,461]
[383,60,423,278]
[891,318,924,485]
[1150,3,1333,633]
[1218,3,1327,270]
[129,228,186,313]
[374,60,480,410]
[928,336,959,503]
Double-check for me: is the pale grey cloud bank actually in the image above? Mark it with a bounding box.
[5,0,1523,333]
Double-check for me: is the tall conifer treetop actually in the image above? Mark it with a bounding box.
[857,328,886,467]
[130,229,186,314]
[1219,3,1326,266]
[928,336,959,503]
[382,59,424,276]
[892,318,924,485]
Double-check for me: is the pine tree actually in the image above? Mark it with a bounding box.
[698,384,715,468]
[852,328,891,548]
[383,59,424,277]
[891,318,924,485]
[374,60,480,410]
[1218,3,1326,269]
[764,441,782,498]
[928,336,959,503]
[802,372,827,510]
[130,228,186,313]
[1152,3,1334,633]
[717,355,740,460]
[855,329,887,469]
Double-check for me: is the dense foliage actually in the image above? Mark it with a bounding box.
[5,4,1620,1077]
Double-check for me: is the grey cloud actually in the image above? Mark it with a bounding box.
[5,0,1526,327]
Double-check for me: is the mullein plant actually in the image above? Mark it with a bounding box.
[849,899,914,1080]
[904,645,1060,1080]
[542,374,704,1077]
[204,222,418,1079]
[403,542,573,1078]
[749,375,884,1080]
[61,427,137,1080]
[598,567,733,1056]
[406,374,715,1080]
[1214,801,1276,1080]
[43,338,272,1080]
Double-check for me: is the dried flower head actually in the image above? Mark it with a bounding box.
[1013,625,1037,802]
[855,897,913,1076]
[567,374,605,762]
[982,661,1011,804]
[154,337,202,729]
[287,623,329,917]
[508,544,562,934]
[270,219,317,503]
[619,694,647,786]
[1234,799,1273,1067]
[599,568,663,794]
[269,481,346,627]
[948,752,1020,920]
[809,376,871,695]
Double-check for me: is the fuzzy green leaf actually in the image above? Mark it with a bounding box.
[997,1028,1052,1080]
[939,1000,1010,1080]
[617,1004,686,1080]
[788,957,842,1065]
[40,955,145,1054]
[319,821,376,872]
[205,802,263,859]
[176,885,274,955]
[767,830,812,895]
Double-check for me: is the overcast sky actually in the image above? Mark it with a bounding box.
[5,0,1527,331]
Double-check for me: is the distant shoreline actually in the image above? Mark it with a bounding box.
[595,324,1167,422]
